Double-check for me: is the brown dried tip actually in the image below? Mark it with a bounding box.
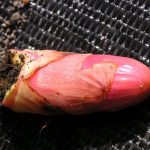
[23,0,30,5]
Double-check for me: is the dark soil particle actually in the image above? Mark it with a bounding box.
[0,0,29,99]
[19,54,25,64]
[0,51,21,99]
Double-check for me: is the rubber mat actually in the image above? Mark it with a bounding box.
[1,0,150,150]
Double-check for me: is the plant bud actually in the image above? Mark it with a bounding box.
[2,50,150,115]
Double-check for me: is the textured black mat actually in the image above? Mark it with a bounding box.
[1,0,150,150]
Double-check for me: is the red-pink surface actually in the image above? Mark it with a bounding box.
[83,55,150,110]
[28,53,150,113]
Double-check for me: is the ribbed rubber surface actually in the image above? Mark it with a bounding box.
[16,0,150,66]
[1,0,150,150]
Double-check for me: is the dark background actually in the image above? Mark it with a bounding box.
[1,0,150,149]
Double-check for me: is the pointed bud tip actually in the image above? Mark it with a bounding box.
[103,56,150,111]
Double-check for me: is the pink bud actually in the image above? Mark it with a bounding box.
[3,50,150,114]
